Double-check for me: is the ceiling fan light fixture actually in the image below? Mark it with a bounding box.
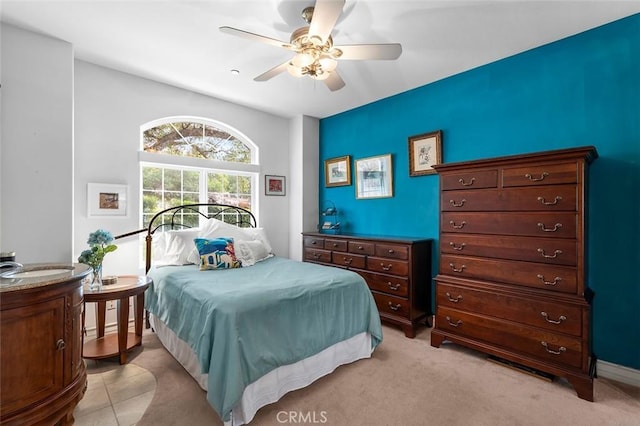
[291,51,315,68]
[287,61,305,77]
[318,55,337,72]
[311,71,330,81]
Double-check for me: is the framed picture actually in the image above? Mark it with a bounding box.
[265,175,286,196]
[87,183,128,217]
[355,154,393,199]
[408,130,442,176]
[324,155,352,187]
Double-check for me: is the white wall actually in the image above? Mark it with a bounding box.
[74,60,292,276]
[1,24,74,262]
[288,115,319,260]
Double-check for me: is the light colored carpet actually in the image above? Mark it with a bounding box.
[132,325,639,426]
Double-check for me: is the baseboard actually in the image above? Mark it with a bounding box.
[597,360,640,387]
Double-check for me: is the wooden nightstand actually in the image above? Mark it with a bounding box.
[82,275,151,364]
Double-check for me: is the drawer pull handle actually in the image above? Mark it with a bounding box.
[311,240,317,245]
[388,302,401,311]
[388,282,401,291]
[56,339,66,351]
[445,292,463,303]
[536,274,562,286]
[449,263,466,273]
[313,253,321,259]
[381,263,393,271]
[449,220,467,229]
[449,242,466,251]
[537,222,562,232]
[445,316,462,327]
[541,341,566,355]
[541,312,567,324]
[537,248,563,259]
[343,258,353,265]
[449,199,467,207]
[387,249,395,254]
[525,172,549,182]
[538,196,562,206]
[357,245,364,250]
[458,177,475,186]
[332,243,338,247]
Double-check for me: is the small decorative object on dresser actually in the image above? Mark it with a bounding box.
[302,232,432,337]
[430,146,598,401]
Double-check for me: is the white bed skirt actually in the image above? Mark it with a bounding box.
[150,314,373,425]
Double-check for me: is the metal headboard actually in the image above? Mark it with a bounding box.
[115,203,256,273]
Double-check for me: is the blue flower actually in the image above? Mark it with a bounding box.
[78,229,117,270]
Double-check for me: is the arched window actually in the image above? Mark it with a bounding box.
[140,117,259,228]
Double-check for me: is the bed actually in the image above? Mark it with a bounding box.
[120,204,383,425]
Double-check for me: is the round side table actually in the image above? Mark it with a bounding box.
[82,275,151,364]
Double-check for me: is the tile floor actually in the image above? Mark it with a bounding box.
[73,358,156,425]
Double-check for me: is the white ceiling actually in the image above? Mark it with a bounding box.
[2,1,639,119]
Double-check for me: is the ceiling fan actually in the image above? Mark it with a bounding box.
[220,0,402,91]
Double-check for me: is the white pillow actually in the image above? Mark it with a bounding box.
[154,228,201,266]
[235,240,273,267]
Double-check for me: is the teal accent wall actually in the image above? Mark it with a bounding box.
[319,14,640,369]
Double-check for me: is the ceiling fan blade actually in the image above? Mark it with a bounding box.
[334,43,403,60]
[309,0,345,44]
[220,26,294,50]
[254,61,290,82]
[324,71,345,92]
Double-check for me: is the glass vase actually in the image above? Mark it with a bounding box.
[89,264,103,292]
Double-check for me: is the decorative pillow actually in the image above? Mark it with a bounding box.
[186,218,274,263]
[194,237,241,270]
[235,240,273,267]
[154,228,200,266]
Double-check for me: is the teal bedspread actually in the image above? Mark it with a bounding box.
[146,256,383,421]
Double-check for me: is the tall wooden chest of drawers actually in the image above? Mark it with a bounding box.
[302,232,432,338]
[430,146,598,401]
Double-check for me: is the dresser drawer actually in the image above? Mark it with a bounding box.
[304,236,325,248]
[437,306,583,369]
[324,239,347,251]
[332,252,366,269]
[441,254,577,293]
[436,282,582,336]
[357,270,409,297]
[441,170,498,191]
[441,234,577,266]
[373,292,410,318]
[348,241,375,255]
[442,212,577,238]
[502,162,577,187]
[375,243,409,260]
[442,185,577,212]
[304,248,331,263]
[367,256,409,276]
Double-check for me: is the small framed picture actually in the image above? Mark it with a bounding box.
[87,183,128,217]
[265,175,286,196]
[324,155,352,187]
[408,130,442,176]
[355,154,393,199]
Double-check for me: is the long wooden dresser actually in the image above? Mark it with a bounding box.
[302,232,432,338]
[430,146,597,401]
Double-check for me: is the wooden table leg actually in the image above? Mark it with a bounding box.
[96,301,106,338]
[134,293,144,345]
[117,297,130,364]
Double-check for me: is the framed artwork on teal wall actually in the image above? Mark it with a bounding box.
[324,155,351,187]
[355,154,393,199]
[408,130,442,176]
